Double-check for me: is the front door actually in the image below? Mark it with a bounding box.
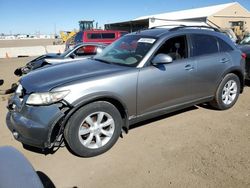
[137,35,195,116]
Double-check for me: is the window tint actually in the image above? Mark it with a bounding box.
[217,38,233,52]
[87,33,102,39]
[191,34,219,56]
[155,35,188,60]
[74,32,83,43]
[102,33,115,39]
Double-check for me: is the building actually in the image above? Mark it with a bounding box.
[105,2,250,38]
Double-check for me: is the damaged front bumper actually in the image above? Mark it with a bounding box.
[6,94,66,148]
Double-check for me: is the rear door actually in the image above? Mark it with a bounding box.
[189,34,233,98]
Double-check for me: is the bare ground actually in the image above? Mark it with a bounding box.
[0,57,250,188]
[0,39,55,48]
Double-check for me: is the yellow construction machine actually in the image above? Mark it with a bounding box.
[55,20,95,44]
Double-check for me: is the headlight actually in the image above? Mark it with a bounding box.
[26,90,70,105]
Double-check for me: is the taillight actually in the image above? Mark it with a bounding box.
[242,53,247,59]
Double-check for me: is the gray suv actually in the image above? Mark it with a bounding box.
[6,26,245,157]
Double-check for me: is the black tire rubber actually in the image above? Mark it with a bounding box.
[64,101,122,157]
[210,73,240,110]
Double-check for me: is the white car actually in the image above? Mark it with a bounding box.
[14,43,107,76]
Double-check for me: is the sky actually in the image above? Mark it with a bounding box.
[0,0,249,35]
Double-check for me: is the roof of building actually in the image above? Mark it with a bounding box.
[134,2,238,21]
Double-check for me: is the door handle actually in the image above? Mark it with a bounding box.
[185,64,194,71]
[220,58,229,63]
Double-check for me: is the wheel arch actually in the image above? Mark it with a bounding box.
[219,67,244,93]
[63,94,130,133]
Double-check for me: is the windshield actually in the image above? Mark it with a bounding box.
[240,36,250,45]
[94,35,157,67]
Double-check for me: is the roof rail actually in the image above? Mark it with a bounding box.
[150,24,186,29]
[168,25,221,32]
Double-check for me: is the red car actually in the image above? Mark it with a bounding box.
[66,30,128,49]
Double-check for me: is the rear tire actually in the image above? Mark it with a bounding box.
[64,101,122,157]
[210,73,240,110]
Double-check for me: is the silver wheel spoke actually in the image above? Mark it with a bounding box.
[229,82,236,89]
[85,116,94,127]
[78,111,115,149]
[101,118,114,128]
[79,127,90,135]
[101,129,113,137]
[230,90,237,94]
[228,95,233,102]
[222,93,226,99]
[95,134,102,147]
[97,112,104,124]
[222,80,237,105]
[224,95,229,104]
[84,133,94,146]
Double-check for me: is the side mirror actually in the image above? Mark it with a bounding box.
[152,53,173,65]
[0,80,3,86]
[69,53,76,59]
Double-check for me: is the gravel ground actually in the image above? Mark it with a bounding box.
[0,57,250,188]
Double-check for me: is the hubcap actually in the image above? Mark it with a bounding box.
[78,112,115,149]
[222,80,237,105]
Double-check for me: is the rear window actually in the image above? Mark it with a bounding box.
[87,33,116,39]
[217,38,233,52]
[191,34,219,57]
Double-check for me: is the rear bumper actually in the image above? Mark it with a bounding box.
[6,95,65,148]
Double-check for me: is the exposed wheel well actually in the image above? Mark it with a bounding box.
[49,97,129,147]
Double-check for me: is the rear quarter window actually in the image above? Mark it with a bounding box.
[217,37,234,52]
[191,34,219,57]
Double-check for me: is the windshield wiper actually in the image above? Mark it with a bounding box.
[93,58,113,64]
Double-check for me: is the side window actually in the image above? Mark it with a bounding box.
[87,33,102,39]
[155,35,188,60]
[102,33,115,39]
[75,46,85,56]
[217,37,233,52]
[191,34,219,57]
[74,45,97,56]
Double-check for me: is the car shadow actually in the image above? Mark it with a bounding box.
[129,106,198,131]
[245,79,250,87]
[36,171,56,188]
[22,143,65,155]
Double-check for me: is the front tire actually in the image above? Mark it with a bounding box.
[64,101,122,157]
[210,73,240,110]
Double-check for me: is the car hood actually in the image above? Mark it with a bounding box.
[20,59,131,93]
[30,53,61,63]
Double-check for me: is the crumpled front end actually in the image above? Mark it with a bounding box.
[6,84,66,148]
